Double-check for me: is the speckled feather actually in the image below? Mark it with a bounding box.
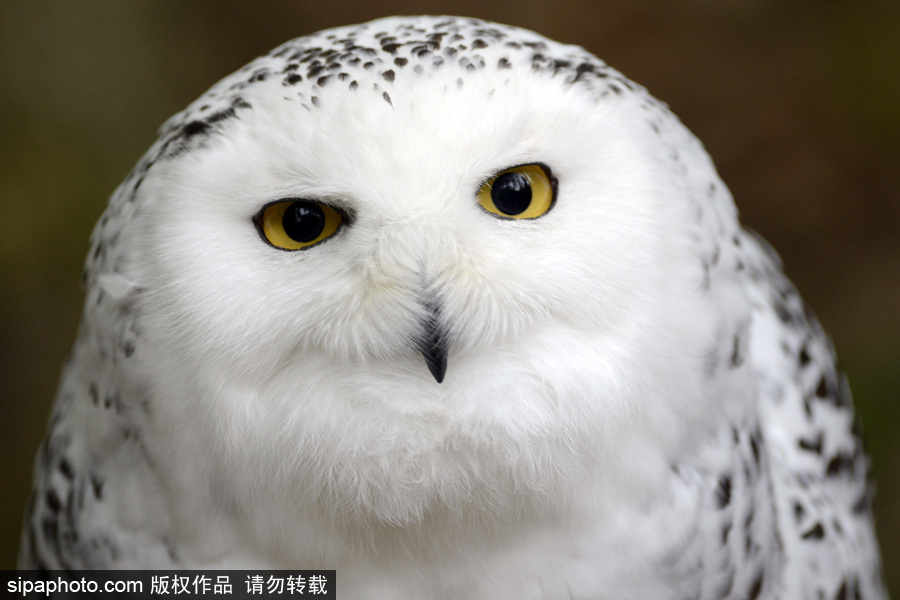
[21,16,885,599]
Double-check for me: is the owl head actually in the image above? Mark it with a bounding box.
[89,16,733,543]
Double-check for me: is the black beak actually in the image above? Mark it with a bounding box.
[419,301,448,383]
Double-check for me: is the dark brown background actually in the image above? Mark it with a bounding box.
[1,0,897,589]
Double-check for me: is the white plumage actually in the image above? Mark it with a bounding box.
[21,16,885,599]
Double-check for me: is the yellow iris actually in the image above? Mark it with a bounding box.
[258,200,343,250]
[477,164,556,219]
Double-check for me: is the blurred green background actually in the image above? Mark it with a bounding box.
[1,0,897,589]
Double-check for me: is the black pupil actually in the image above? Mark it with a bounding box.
[282,201,326,242]
[491,172,532,215]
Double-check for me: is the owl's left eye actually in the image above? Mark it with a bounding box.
[254,199,343,251]
[477,164,557,220]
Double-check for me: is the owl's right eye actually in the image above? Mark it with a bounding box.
[477,164,556,220]
[254,199,343,251]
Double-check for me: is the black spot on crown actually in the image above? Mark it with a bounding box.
[798,432,824,454]
[801,522,825,540]
[747,571,764,600]
[181,120,209,138]
[716,474,732,508]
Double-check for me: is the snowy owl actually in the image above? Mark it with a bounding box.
[20,15,885,599]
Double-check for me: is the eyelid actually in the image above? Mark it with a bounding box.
[478,162,555,189]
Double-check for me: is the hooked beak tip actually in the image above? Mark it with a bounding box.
[418,297,448,383]
[422,348,448,383]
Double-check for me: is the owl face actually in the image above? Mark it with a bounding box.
[142,65,679,375]
[120,17,718,530]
